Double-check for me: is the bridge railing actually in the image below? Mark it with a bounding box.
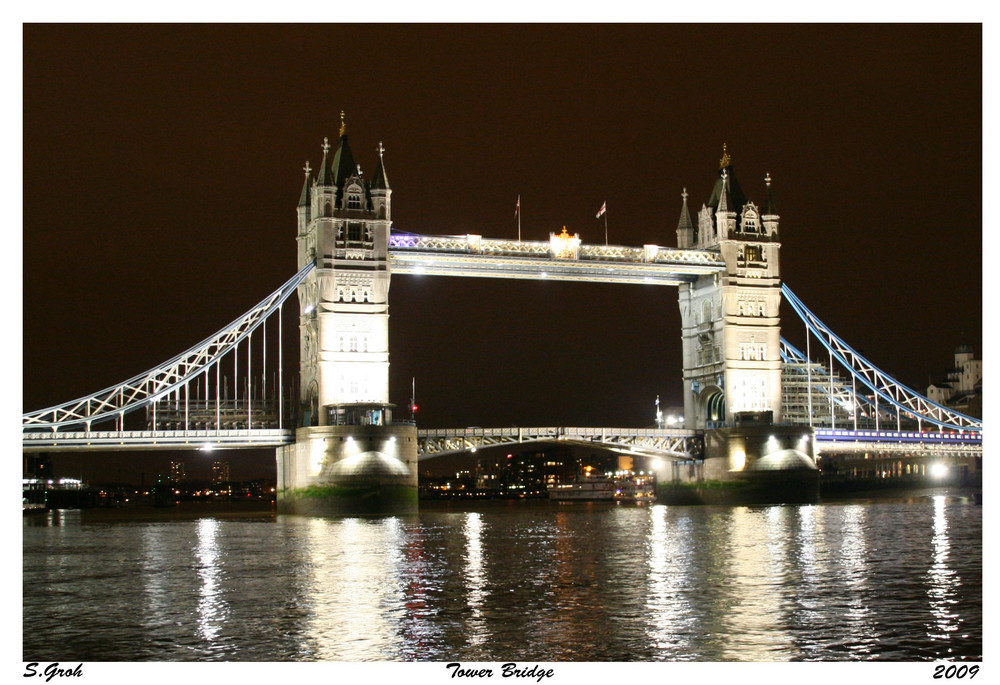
[388,232,724,266]
[22,428,295,451]
[417,426,696,439]
[416,426,702,460]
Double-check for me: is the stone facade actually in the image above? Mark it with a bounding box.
[677,151,782,429]
[280,120,417,515]
[295,123,392,425]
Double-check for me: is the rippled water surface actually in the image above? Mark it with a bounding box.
[23,496,981,661]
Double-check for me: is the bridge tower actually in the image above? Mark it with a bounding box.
[276,114,418,515]
[674,147,815,491]
[677,146,783,429]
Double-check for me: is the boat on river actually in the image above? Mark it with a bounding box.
[549,475,656,502]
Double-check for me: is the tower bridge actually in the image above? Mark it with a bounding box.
[22,123,982,512]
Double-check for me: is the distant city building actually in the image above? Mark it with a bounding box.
[927,345,982,418]
[169,461,186,482]
[211,460,230,484]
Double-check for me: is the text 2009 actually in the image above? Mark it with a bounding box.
[933,665,979,679]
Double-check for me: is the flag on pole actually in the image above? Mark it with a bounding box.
[596,202,607,218]
[515,195,520,217]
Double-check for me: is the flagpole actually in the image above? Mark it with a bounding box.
[604,210,608,246]
[518,196,521,243]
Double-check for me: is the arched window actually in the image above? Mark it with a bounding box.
[740,204,760,234]
[346,184,363,210]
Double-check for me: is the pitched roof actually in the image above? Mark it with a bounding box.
[332,134,357,188]
[707,165,746,216]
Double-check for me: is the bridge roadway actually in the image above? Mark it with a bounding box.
[813,428,982,457]
[20,426,700,459]
[387,233,725,285]
[21,426,982,459]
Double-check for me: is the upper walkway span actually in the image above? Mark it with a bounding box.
[387,232,725,285]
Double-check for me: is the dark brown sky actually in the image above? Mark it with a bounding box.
[22,24,981,482]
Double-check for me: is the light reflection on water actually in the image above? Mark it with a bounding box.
[837,505,879,657]
[462,513,489,651]
[926,496,961,643]
[23,498,982,662]
[195,519,226,644]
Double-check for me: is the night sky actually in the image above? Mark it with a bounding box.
[21,24,982,483]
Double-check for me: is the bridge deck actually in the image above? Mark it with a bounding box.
[388,234,724,285]
[21,429,295,452]
[814,428,981,456]
[22,426,981,458]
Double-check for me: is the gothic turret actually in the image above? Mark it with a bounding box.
[316,137,334,186]
[297,161,312,235]
[371,141,391,220]
[761,172,779,237]
[715,170,738,240]
[676,187,694,248]
[314,137,336,218]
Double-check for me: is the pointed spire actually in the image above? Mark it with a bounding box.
[677,187,694,232]
[371,141,390,190]
[718,169,732,215]
[316,137,334,186]
[298,161,312,207]
[762,172,778,216]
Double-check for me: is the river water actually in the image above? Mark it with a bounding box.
[22,493,981,662]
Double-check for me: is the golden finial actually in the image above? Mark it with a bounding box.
[560,226,570,238]
[719,143,731,169]
[339,110,347,137]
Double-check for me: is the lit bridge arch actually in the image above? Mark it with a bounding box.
[416,427,701,461]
